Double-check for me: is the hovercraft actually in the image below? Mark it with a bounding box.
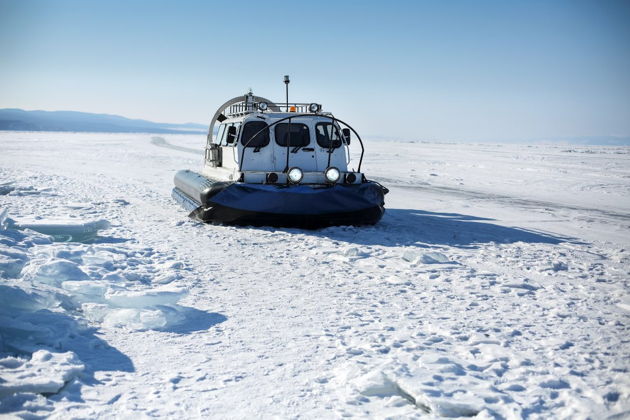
[172,78,388,229]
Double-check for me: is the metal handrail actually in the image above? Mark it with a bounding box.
[237,113,365,174]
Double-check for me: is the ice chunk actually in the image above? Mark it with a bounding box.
[24,259,89,286]
[61,281,108,302]
[80,246,126,266]
[105,285,187,308]
[0,207,10,229]
[552,261,568,271]
[0,248,28,278]
[153,272,180,284]
[402,249,420,263]
[402,251,450,264]
[356,370,401,398]
[344,247,370,258]
[0,185,16,196]
[0,350,84,397]
[432,400,481,418]
[353,369,431,412]
[103,306,184,330]
[0,285,49,313]
[352,365,483,417]
[81,303,111,323]
[16,219,110,242]
[421,252,450,264]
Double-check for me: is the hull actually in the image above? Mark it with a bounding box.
[172,170,386,228]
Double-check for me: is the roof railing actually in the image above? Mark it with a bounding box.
[225,101,319,117]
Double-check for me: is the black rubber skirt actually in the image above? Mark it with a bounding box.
[172,170,387,229]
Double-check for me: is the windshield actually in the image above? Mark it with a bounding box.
[275,123,310,147]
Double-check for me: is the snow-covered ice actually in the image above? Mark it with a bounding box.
[0,132,629,418]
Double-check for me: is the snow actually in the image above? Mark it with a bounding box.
[1,131,629,418]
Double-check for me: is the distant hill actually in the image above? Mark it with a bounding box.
[0,108,207,134]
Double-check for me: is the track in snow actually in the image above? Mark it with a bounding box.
[150,136,202,155]
[378,177,630,223]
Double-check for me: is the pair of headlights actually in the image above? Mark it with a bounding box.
[285,167,340,184]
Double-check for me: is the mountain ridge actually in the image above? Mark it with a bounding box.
[0,108,207,134]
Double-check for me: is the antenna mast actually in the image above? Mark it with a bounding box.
[284,75,290,111]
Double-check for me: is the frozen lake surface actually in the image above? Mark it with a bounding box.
[1,132,629,418]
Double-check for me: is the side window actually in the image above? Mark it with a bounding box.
[221,123,241,147]
[215,124,226,145]
[241,121,270,147]
[275,123,310,147]
[315,123,342,149]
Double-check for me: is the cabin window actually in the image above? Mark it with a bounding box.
[215,124,226,145]
[240,121,270,147]
[315,123,342,149]
[222,123,241,146]
[275,123,310,147]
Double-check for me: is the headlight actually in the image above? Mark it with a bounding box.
[308,103,321,113]
[345,173,357,184]
[258,102,268,111]
[287,167,303,184]
[325,167,340,183]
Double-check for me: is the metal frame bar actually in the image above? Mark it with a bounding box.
[326,116,336,169]
[285,117,291,172]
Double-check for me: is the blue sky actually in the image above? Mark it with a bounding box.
[1,0,629,141]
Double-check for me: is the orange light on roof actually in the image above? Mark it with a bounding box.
[289,106,297,112]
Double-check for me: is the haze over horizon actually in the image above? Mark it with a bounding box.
[1,0,629,142]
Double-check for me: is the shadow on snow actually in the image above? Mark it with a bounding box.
[308,208,577,248]
[0,286,135,382]
[158,307,227,334]
[0,286,226,394]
